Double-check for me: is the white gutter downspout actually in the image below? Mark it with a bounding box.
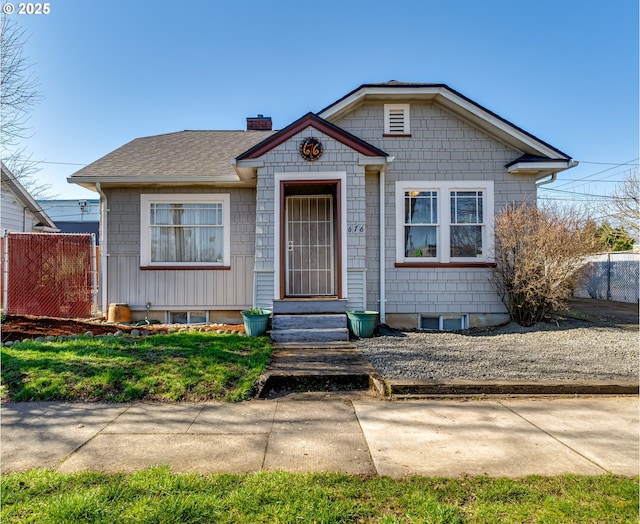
[535,160,579,188]
[379,157,395,324]
[535,173,557,188]
[96,183,108,316]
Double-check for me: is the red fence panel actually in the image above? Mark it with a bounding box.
[6,233,94,318]
[1,236,4,312]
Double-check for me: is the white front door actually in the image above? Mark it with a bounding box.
[285,195,335,296]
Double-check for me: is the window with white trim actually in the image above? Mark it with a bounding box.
[140,194,231,267]
[384,104,410,135]
[395,181,494,263]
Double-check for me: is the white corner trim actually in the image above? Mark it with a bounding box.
[358,155,390,166]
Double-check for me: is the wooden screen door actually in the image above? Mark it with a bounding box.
[285,195,335,296]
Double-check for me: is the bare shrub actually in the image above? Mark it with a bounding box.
[611,173,640,239]
[491,202,599,326]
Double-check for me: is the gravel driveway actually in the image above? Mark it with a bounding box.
[357,302,638,382]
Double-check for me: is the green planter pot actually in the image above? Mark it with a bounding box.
[347,310,378,338]
[241,309,272,337]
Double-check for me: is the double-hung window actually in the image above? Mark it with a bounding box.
[396,181,493,264]
[140,194,231,267]
[403,190,438,258]
[450,190,484,258]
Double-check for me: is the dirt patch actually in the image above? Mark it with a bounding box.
[569,298,638,328]
[1,315,245,343]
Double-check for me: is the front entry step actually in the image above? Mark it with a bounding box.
[271,327,349,343]
[272,299,347,315]
[255,343,386,398]
[270,305,349,343]
[272,314,346,330]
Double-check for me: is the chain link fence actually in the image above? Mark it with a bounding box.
[575,252,640,304]
[2,232,98,317]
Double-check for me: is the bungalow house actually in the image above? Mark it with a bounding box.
[68,81,576,341]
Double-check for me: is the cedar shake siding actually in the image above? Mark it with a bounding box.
[330,101,539,327]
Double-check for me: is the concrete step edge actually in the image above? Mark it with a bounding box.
[271,328,350,343]
[272,315,347,330]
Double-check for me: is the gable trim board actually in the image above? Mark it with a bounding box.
[68,82,575,329]
[236,112,389,162]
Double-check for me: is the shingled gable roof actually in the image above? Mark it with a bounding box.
[68,129,276,190]
[318,81,572,162]
[236,112,388,161]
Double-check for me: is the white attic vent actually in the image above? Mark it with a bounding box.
[384,104,410,135]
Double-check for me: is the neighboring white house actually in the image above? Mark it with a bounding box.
[1,162,58,233]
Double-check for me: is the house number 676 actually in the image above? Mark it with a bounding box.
[348,225,365,233]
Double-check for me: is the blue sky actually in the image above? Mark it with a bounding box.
[5,0,639,217]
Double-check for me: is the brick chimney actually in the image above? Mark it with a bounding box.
[246,114,272,131]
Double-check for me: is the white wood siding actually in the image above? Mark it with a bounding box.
[1,188,38,232]
[254,270,275,310]
[346,269,366,310]
[107,254,253,309]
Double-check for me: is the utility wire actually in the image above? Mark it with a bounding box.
[15,159,87,167]
[551,168,638,194]
[37,161,87,166]
[552,158,639,190]
[539,187,618,199]
[576,160,640,166]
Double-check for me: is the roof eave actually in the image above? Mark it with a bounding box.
[68,175,244,187]
[318,84,446,120]
[33,225,60,233]
[506,159,578,176]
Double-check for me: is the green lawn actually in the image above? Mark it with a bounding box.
[1,468,637,523]
[0,333,272,402]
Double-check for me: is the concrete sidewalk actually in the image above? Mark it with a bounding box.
[2,396,638,478]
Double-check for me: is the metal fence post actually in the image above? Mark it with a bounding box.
[575,252,639,303]
[606,252,611,301]
[2,230,8,315]
[90,233,98,316]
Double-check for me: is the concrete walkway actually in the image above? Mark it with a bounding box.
[2,396,638,478]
